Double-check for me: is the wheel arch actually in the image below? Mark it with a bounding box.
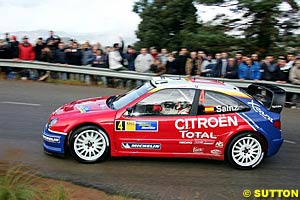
[65,122,111,152]
[224,130,268,161]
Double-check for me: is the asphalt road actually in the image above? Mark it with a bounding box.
[0,80,299,200]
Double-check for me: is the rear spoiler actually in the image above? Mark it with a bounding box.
[246,83,286,113]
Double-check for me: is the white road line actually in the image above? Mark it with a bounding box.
[284,140,297,145]
[1,101,41,106]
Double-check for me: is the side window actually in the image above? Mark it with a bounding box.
[131,89,195,116]
[198,90,249,114]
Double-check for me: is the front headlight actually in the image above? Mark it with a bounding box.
[48,118,58,129]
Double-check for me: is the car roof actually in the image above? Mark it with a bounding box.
[150,77,251,99]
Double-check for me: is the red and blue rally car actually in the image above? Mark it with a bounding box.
[43,77,285,169]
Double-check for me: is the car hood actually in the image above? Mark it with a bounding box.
[52,96,111,116]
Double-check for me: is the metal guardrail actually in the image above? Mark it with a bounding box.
[0,59,300,93]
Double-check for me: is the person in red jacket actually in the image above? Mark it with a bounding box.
[18,36,35,60]
[18,36,36,80]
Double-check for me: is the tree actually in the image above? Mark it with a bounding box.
[196,0,300,56]
[133,0,200,50]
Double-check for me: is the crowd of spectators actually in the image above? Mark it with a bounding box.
[0,31,300,101]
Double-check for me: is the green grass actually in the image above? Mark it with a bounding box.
[0,166,38,200]
[0,166,68,200]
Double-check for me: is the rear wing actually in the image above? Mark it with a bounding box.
[246,83,286,114]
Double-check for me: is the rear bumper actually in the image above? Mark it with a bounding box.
[43,127,67,155]
[267,137,284,157]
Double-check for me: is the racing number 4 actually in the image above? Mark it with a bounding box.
[116,121,125,131]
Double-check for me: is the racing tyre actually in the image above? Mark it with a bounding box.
[226,133,264,169]
[69,126,109,163]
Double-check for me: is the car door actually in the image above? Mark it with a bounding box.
[114,88,197,156]
[192,90,250,155]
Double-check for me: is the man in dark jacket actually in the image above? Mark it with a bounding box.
[7,35,19,59]
[34,37,45,61]
[65,42,82,66]
[214,52,228,77]
[123,45,137,71]
[174,48,189,75]
[0,39,9,59]
[225,58,238,79]
[54,42,66,64]
[261,55,280,81]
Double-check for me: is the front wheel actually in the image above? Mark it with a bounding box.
[69,126,109,163]
[226,133,264,169]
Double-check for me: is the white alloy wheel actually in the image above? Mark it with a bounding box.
[69,126,109,163]
[231,136,263,168]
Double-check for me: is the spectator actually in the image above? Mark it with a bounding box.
[185,51,201,76]
[225,58,238,79]
[46,30,56,44]
[261,55,279,81]
[92,49,107,68]
[289,59,300,85]
[289,59,300,103]
[165,51,177,74]
[214,52,228,77]
[174,48,189,75]
[54,42,67,80]
[7,35,19,59]
[150,47,158,59]
[135,48,153,73]
[40,47,53,63]
[251,54,260,65]
[0,39,9,59]
[19,36,35,61]
[34,37,45,61]
[286,53,296,69]
[65,42,82,66]
[124,45,137,71]
[157,48,168,66]
[81,42,93,66]
[201,54,215,77]
[238,56,261,80]
[276,57,288,83]
[235,52,243,66]
[150,59,166,75]
[92,49,108,86]
[54,42,67,64]
[18,36,36,80]
[4,33,10,45]
[109,43,124,70]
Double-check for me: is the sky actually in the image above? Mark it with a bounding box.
[0,0,227,36]
[0,0,141,36]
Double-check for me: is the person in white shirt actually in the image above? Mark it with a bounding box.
[134,48,154,73]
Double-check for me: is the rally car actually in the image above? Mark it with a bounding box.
[43,77,285,169]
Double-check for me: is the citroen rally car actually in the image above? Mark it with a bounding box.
[43,77,286,169]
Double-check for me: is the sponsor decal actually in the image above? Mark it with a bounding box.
[115,120,158,132]
[271,105,282,109]
[179,141,193,145]
[121,143,161,150]
[248,100,273,123]
[194,139,215,145]
[193,147,204,153]
[175,116,238,130]
[180,131,216,139]
[76,105,91,113]
[43,134,60,143]
[215,105,239,113]
[215,141,224,148]
[210,149,222,155]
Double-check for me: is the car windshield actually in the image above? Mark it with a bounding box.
[111,82,154,110]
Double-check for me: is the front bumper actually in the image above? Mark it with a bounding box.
[43,127,67,155]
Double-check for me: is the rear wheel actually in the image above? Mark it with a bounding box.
[69,126,109,163]
[227,133,264,169]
